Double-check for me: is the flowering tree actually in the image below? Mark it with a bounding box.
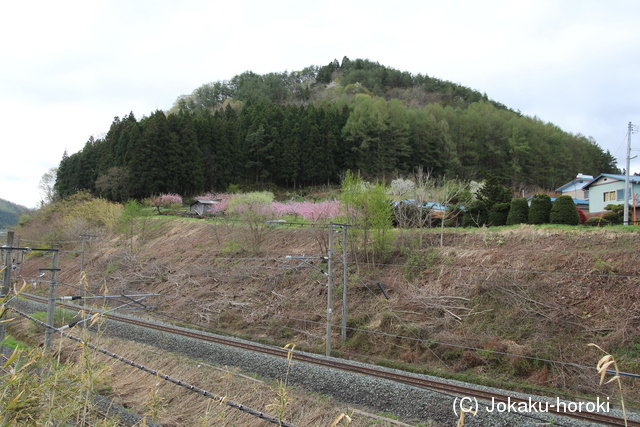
[269,200,341,223]
[195,193,232,213]
[193,192,342,222]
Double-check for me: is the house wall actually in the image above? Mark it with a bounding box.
[563,189,587,200]
[588,178,640,213]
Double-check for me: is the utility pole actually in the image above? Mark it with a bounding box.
[624,122,637,226]
[337,225,349,342]
[43,245,60,351]
[326,224,334,356]
[0,231,15,352]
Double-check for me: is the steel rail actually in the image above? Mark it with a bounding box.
[20,293,639,427]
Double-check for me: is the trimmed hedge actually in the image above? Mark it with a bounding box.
[549,195,580,225]
[506,198,529,225]
[528,193,552,224]
[489,202,510,226]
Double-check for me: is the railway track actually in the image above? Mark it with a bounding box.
[20,293,639,427]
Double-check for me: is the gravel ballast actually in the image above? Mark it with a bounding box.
[13,298,637,427]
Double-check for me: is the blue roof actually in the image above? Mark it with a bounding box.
[583,174,640,189]
[391,199,448,210]
[555,178,594,192]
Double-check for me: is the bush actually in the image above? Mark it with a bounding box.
[392,201,433,228]
[462,200,488,227]
[585,217,610,226]
[549,195,580,225]
[602,204,623,224]
[226,191,275,215]
[17,192,123,245]
[601,211,621,224]
[488,202,510,226]
[528,193,552,224]
[576,207,588,224]
[506,198,529,225]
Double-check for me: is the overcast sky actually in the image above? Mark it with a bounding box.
[2,0,639,208]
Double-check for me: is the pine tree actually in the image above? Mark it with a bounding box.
[476,173,512,212]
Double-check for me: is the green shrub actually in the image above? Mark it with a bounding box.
[226,191,275,214]
[528,193,552,224]
[602,204,623,224]
[488,202,510,226]
[549,195,580,225]
[506,198,529,225]
[462,200,488,227]
[602,211,621,224]
[585,217,610,227]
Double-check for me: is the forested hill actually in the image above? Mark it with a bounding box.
[0,198,31,229]
[54,57,619,201]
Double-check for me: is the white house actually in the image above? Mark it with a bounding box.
[583,174,640,213]
[554,173,593,212]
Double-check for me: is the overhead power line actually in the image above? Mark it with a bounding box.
[9,307,300,427]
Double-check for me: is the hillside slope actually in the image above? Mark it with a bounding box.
[13,217,640,408]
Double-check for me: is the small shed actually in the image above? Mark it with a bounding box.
[189,200,219,215]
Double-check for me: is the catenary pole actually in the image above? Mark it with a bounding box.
[326,223,333,356]
[79,234,96,326]
[0,231,14,352]
[44,245,60,350]
[341,225,348,342]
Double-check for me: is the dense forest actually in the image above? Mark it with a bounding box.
[54,57,619,201]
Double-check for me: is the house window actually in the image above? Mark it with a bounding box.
[617,189,625,201]
[604,191,616,202]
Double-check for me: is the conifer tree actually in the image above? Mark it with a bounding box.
[528,193,552,224]
[476,173,512,212]
[549,195,580,225]
[506,197,529,225]
[462,200,488,227]
[488,202,510,226]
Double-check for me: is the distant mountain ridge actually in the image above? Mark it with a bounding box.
[0,198,31,229]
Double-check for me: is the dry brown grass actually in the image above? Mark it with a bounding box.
[14,217,640,410]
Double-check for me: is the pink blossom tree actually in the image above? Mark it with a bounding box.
[148,194,183,214]
[194,193,233,213]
